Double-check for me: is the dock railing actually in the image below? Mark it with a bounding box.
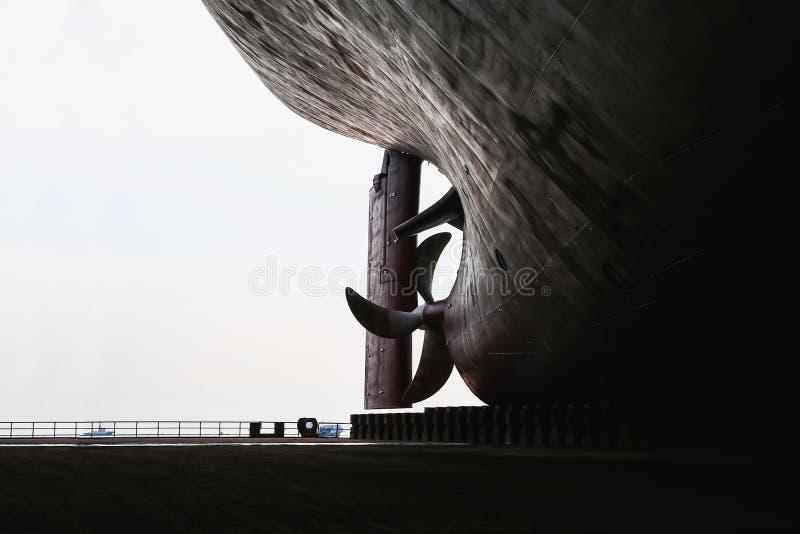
[0,421,351,439]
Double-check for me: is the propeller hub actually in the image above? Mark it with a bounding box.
[422,301,446,328]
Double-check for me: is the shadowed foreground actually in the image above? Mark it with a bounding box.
[0,444,796,532]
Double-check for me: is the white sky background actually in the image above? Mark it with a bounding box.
[0,1,480,422]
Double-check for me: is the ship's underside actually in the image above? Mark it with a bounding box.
[204,1,798,437]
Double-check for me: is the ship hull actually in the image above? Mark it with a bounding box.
[205,1,798,422]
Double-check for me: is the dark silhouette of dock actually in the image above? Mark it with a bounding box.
[1,443,795,532]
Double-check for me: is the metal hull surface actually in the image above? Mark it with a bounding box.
[205,1,798,418]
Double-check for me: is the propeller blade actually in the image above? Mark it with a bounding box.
[402,329,454,404]
[345,287,424,338]
[393,187,463,241]
[414,232,451,303]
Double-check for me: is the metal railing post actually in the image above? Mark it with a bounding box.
[157,421,160,438]
[74,422,77,438]
[113,421,116,437]
[199,421,202,438]
[239,421,242,438]
[178,421,181,438]
[53,422,56,439]
[31,421,35,439]
[218,422,221,438]
[9,421,12,439]
[135,421,138,438]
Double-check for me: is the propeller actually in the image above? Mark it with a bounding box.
[402,328,453,404]
[345,231,456,404]
[345,287,424,339]
[393,187,463,240]
[414,232,451,304]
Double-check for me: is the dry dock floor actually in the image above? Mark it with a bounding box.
[0,440,796,532]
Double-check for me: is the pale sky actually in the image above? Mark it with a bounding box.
[0,0,478,423]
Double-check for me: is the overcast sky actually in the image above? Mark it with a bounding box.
[0,0,478,423]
